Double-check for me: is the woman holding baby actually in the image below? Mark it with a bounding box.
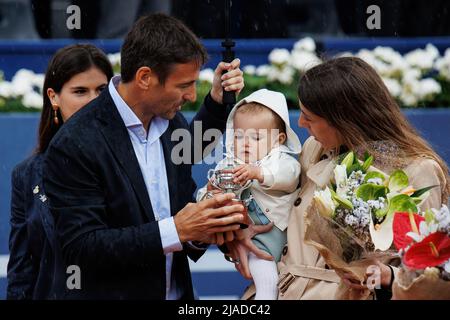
[228,56,449,300]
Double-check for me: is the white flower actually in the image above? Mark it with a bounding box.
[413,220,439,240]
[382,78,402,98]
[107,52,121,66]
[243,65,256,75]
[373,46,406,71]
[267,66,295,85]
[360,214,371,227]
[278,66,295,84]
[22,91,42,109]
[356,49,390,76]
[402,68,421,83]
[367,177,383,185]
[345,214,359,227]
[435,48,450,81]
[400,93,418,107]
[313,187,336,218]
[31,73,45,92]
[400,77,421,106]
[256,64,271,77]
[444,259,450,273]
[424,267,441,279]
[13,68,35,80]
[418,78,441,100]
[356,49,376,64]
[268,48,291,66]
[405,45,438,71]
[433,205,450,233]
[367,198,386,210]
[11,69,35,96]
[425,44,440,61]
[290,50,321,72]
[0,81,14,98]
[334,164,348,197]
[406,231,424,242]
[198,68,214,83]
[293,37,316,53]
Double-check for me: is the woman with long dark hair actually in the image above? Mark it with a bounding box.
[231,57,449,300]
[7,44,113,299]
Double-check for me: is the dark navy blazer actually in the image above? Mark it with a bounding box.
[7,154,65,299]
[42,89,227,299]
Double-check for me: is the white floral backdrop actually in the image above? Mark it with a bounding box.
[1,38,450,111]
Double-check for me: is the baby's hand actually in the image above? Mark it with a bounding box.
[232,164,263,184]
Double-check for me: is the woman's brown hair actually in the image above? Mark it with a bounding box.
[37,44,114,153]
[298,56,450,200]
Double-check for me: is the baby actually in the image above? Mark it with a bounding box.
[197,89,302,300]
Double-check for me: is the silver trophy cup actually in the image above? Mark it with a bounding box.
[207,167,253,228]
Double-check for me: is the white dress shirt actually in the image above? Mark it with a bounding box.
[109,76,183,300]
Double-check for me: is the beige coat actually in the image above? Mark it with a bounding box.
[243,136,447,300]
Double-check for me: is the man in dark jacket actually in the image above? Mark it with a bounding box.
[43,13,245,299]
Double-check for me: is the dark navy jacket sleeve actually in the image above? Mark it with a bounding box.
[44,131,164,274]
[189,93,229,165]
[7,164,38,299]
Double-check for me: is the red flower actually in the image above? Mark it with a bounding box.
[393,212,425,250]
[403,232,450,269]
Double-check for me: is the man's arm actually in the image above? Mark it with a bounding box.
[44,134,245,273]
[7,166,38,299]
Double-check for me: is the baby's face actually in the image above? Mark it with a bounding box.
[233,110,282,163]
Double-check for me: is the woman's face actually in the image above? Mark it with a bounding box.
[48,67,108,121]
[298,101,342,150]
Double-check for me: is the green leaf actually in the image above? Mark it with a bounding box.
[385,194,418,218]
[330,182,337,191]
[340,151,354,167]
[347,163,363,176]
[410,194,429,205]
[363,171,386,184]
[424,209,435,224]
[388,170,409,192]
[330,189,353,209]
[361,155,374,172]
[356,183,387,201]
[410,185,439,198]
[375,208,388,219]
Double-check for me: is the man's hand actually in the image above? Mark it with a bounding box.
[174,193,244,243]
[233,164,263,184]
[210,58,244,104]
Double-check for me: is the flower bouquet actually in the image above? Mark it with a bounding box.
[392,205,450,299]
[304,151,435,299]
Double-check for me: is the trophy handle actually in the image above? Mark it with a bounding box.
[207,169,220,189]
[207,168,215,181]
